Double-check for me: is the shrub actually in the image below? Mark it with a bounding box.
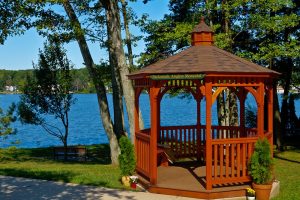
[118,136,136,176]
[0,146,19,161]
[248,138,274,184]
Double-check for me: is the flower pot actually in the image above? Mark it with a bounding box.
[247,196,255,200]
[252,182,272,200]
[130,182,137,189]
[121,176,130,187]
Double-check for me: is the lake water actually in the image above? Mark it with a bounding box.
[0,94,299,148]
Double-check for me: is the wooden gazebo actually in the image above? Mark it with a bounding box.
[128,18,279,199]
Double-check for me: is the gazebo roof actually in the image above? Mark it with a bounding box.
[129,18,279,79]
[129,45,279,78]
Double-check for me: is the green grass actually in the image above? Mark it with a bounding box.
[0,144,124,189]
[0,145,299,197]
[273,147,300,200]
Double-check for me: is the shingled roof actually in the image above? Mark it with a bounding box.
[129,18,279,79]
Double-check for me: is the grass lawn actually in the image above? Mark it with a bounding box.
[273,147,300,200]
[0,145,299,198]
[0,144,124,189]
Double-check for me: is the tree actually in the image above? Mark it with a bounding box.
[139,0,241,127]
[0,104,16,137]
[62,1,122,164]
[18,40,75,160]
[101,0,137,143]
[241,0,300,150]
[120,0,134,68]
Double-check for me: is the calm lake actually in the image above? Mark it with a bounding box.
[0,94,299,148]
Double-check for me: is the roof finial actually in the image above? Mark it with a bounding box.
[191,16,214,46]
[200,16,205,23]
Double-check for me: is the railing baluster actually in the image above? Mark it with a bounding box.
[184,129,187,156]
[174,129,177,156]
[220,144,224,178]
[242,143,246,177]
[214,144,218,179]
[237,143,241,178]
[226,144,229,178]
[188,129,191,156]
[231,144,235,177]
[180,128,183,157]
[193,128,196,155]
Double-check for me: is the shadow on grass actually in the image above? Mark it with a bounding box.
[274,155,300,164]
[274,146,300,164]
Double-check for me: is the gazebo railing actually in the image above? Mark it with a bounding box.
[210,137,258,185]
[211,126,258,139]
[135,128,151,179]
[136,125,261,185]
[158,125,258,159]
[159,125,201,158]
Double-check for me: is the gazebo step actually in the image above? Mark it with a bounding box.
[148,186,247,199]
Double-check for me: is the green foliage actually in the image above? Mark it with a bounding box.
[249,138,274,184]
[0,68,108,94]
[0,146,19,161]
[245,104,257,128]
[118,136,136,176]
[17,39,75,147]
[0,103,16,137]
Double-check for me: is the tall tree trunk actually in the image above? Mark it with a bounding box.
[221,1,238,128]
[62,1,120,165]
[229,91,239,126]
[217,91,226,126]
[280,58,293,150]
[120,0,134,68]
[107,34,126,137]
[273,84,282,149]
[102,0,136,143]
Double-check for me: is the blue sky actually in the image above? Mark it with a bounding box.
[0,0,169,70]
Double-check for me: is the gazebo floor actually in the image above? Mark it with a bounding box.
[140,162,250,199]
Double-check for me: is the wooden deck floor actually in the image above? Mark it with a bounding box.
[144,162,250,199]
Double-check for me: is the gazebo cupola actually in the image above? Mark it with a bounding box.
[191,17,214,46]
[128,17,279,199]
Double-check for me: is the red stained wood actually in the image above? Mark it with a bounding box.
[132,19,276,198]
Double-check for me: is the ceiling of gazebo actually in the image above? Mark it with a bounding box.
[129,45,279,79]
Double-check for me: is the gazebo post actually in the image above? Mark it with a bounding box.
[257,82,265,138]
[267,85,274,153]
[134,88,142,136]
[149,86,160,185]
[239,89,246,137]
[205,79,213,190]
[196,96,201,161]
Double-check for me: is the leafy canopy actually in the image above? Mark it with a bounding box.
[18,39,75,144]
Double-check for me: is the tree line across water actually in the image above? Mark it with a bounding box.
[0,67,111,94]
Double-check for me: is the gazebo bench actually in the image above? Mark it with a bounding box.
[157,144,176,166]
[53,146,87,161]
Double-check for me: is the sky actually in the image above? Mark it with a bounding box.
[0,0,170,70]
